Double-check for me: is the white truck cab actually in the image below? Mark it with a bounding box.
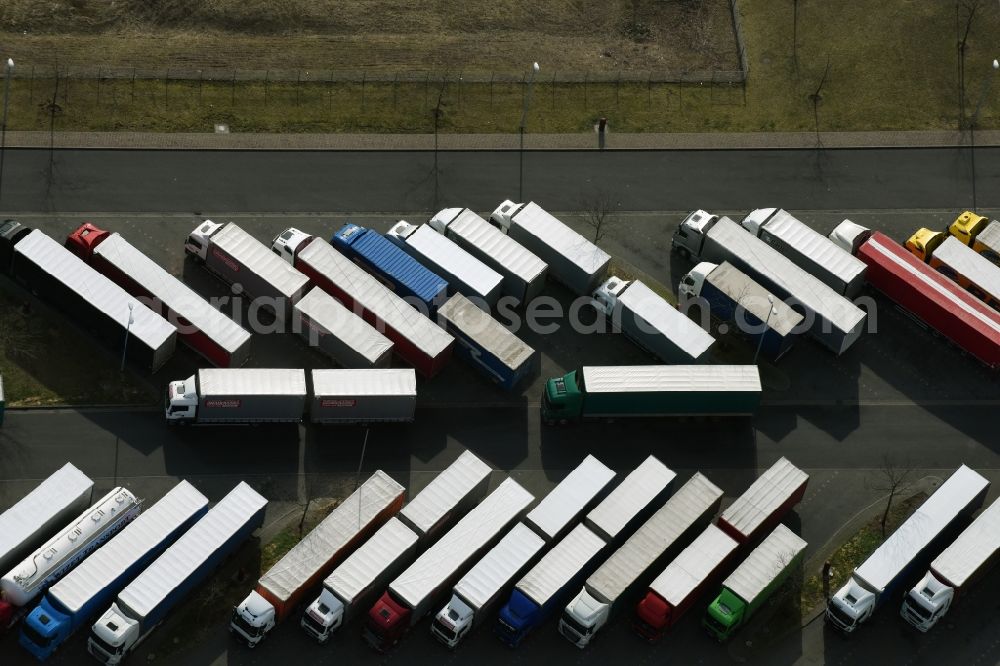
[828,220,870,255]
[387,221,417,243]
[900,572,952,632]
[489,200,520,233]
[164,375,198,424]
[560,588,608,647]
[300,588,345,643]
[88,604,137,664]
[671,209,720,261]
[590,276,627,317]
[184,220,223,261]
[430,594,475,647]
[678,262,717,301]
[428,208,462,234]
[271,227,313,265]
[826,579,875,632]
[230,590,275,647]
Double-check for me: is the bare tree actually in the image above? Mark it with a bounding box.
[873,455,914,538]
[809,57,831,149]
[581,189,620,243]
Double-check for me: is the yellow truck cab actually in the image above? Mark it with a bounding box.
[904,228,946,262]
[948,211,989,246]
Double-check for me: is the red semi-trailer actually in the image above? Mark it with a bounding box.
[831,221,1000,369]
[67,223,252,368]
[271,228,454,378]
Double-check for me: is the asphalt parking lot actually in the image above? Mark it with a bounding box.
[2,198,1000,664]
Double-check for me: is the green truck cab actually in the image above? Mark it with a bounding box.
[702,524,807,642]
[541,365,761,426]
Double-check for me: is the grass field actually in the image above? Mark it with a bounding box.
[0,1,996,133]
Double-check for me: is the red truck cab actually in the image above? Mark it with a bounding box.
[65,222,111,260]
[364,591,410,651]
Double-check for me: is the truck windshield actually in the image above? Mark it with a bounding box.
[88,631,122,657]
[903,597,933,620]
[561,612,592,636]
[703,613,728,636]
[432,619,456,640]
[827,603,855,628]
[301,613,326,633]
[21,623,52,648]
[231,610,262,637]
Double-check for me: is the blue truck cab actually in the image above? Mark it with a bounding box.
[331,223,449,313]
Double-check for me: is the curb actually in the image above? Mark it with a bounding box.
[4,129,1000,151]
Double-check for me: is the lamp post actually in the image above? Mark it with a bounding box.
[0,58,14,202]
[753,295,777,365]
[969,58,999,212]
[519,61,540,201]
[120,303,135,372]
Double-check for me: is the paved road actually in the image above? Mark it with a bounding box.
[1,147,999,213]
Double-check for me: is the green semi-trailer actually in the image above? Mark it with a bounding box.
[703,524,806,642]
[541,365,761,425]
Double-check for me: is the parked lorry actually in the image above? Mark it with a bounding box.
[429,208,547,304]
[230,471,403,647]
[679,261,804,361]
[905,229,1000,309]
[364,478,534,651]
[272,228,454,377]
[67,223,252,368]
[388,221,504,308]
[292,287,393,368]
[741,208,867,297]
[0,463,94,576]
[429,455,616,648]
[311,369,416,424]
[717,457,809,545]
[19,481,208,661]
[0,488,141,631]
[703,524,807,641]
[491,201,611,296]
[971,221,1000,266]
[184,220,309,322]
[299,450,491,643]
[2,227,177,372]
[495,456,675,647]
[948,210,998,251]
[826,465,990,634]
[559,472,724,647]
[592,276,715,363]
[165,369,307,425]
[87,483,266,664]
[541,365,761,425]
[332,223,449,312]
[902,495,1000,631]
[632,524,739,641]
[436,294,538,390]
[830,221,1000,368]
[633,456,808,641]
[673,211,866,354]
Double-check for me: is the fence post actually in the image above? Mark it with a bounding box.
[328,70,333,110]
[361,71,366,110]
[164,68,169,110]
[490,71,494,110]
[393,72,398,110]
[584,71,588,109]
[616,71,621,107]
[29,65,34,104]
[131,67,136,104]
[264,70,269,106]
[647,71,652,107]
[199,70,204,105]
[295,70,301,107]
[551,71,556,109]
[232,70,237,106]
[96,67,101,106]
